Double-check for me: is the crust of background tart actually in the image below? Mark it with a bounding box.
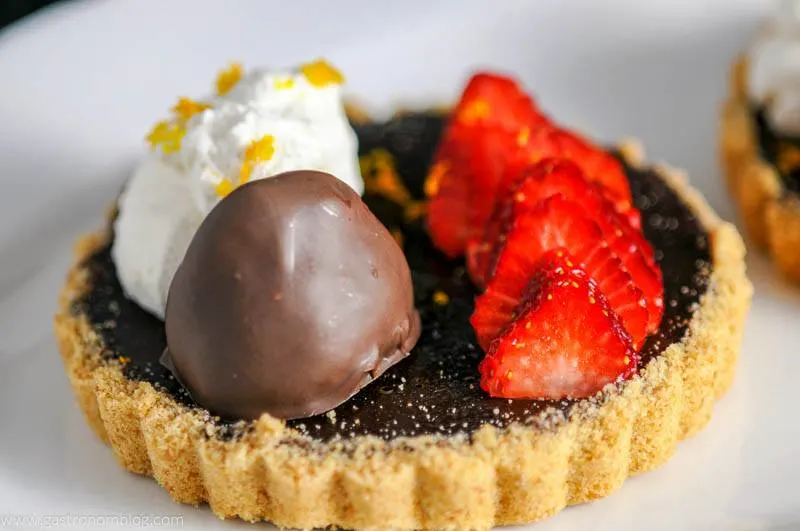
[720,56,800,284]
[54,141,751,530]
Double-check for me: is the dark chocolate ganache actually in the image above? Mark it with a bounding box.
[753,105,800,195]
[73,112,711,441]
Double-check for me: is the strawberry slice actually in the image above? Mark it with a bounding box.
[595,209,663,332]
[478,257,638,400]
[467,158,641,287]
[424,135,473,257]
[427,72,551,257]
[541,186,661,332]
[499,157,640,230]
[426,123,518,257]
[609,244,663,333]
[452,72,548,131]
[427,71,635,258]
[548,129,633,207]
[514,125,633,210]
[466,158,663,332]
[469,199,650,350]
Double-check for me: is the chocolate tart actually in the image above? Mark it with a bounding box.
[721,56,800,283]
[56,111,751,530]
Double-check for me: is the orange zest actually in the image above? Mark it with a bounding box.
[300,59,344,87]
[171,97,210,123]
[216,62,244,95]
[424,160,449,197]
[361,148,427,221]
[215,135,276,198]
[146,120,185,154]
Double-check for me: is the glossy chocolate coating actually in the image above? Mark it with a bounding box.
[162,170,420,420]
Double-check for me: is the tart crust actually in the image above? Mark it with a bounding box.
[55,142,751,530]
[720,56,800,283]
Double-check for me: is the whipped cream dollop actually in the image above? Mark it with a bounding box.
[747,0,800,134]
[112,60,362,318]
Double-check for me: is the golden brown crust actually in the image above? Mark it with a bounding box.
[720,56,800,283]
[54,146,751,530]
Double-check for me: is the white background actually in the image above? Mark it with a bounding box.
[0,1,798,529]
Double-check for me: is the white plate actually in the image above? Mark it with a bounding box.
[0,0,798,530]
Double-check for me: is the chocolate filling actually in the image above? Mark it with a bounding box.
[72,112,711,441]
[753,105,800,195]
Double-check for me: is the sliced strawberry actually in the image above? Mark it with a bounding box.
[426,124,518,257]
[429,72,637,263]
[549,129,633,206]
[612,247,663,332]
[471,247,648,351]
[452,72,548,131]
[469,200,650,350]
[465,157,662,332]
[494,156,640,230]
[427,72,551,257]
[425,138,473,257]
[583,249,651,347]
[467,158,599,287]
[621,205,642,231]
[514,125,633,210]
[480,196,607,298]
[600,209,656,268]
[582,202,663,332]
[490,166,653,287]
[478,260,638,400]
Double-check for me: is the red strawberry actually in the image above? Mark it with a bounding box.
[467,159,584,284]
[500,157,641,231]
[466,158,662,332]
[478,259,638,400]
[621,205,642,231]
[609,244,663,332]
[581,200,663,332]
[584,249,651,346]
[428,72,636,264]
[515,126,633,210]
[452,72,548,131]
[521,196,661,333]
[426,124,518,257]
[427,73,550,257]
[469,199,650,350]
[468,158,638,287]
[550,129,633,206]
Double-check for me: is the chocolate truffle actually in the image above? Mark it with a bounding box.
[162,170,420,420]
